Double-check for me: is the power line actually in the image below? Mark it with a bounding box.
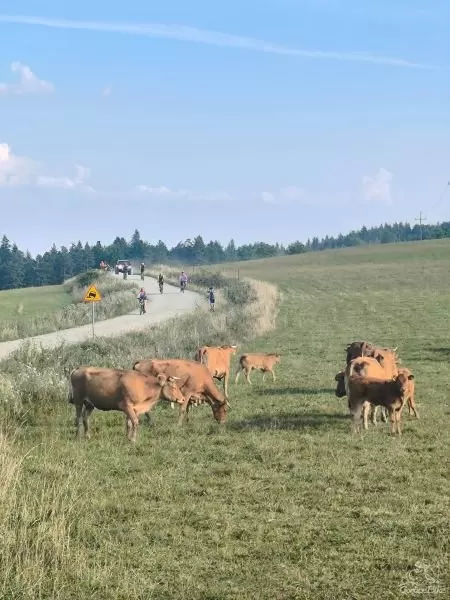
[428,181,450,215]
[415,211,427,241]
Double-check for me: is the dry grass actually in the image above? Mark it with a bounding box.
[0,272,140,342]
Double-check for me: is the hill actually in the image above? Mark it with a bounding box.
[0,240,448,599]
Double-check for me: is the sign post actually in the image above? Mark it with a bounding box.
[83,285,102,339]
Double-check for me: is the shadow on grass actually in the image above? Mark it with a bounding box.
[424,347,450,356]
[229,410,350,432]
[257,387,336,396]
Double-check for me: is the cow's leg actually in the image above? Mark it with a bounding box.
[178,396,192,425]
[362,401,371,430]
[350,398,363,433]
[408,396,419,418]
[371,404,378,426]
[223,373,229,399]
[262,371,266,383]
[170,402,175,410]
[388,407,396,435]
[82,404,94,439]
[244,367,252,385]
[380,407,388,423]
[123,406,139,442]
[395,408,402,435]
[271,369,276,383]
[74,403,84,439]
[234,367,242,384]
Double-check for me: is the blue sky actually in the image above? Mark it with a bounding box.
[0,0,448,255]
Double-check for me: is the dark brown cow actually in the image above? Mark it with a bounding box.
[345,341,399,367]
[133,358,228,425]
[68,366,185,442]
[235,353,281,385]
[347,371,413,435]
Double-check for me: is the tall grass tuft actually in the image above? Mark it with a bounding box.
[0,431,88,599]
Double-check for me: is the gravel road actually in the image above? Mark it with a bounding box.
[0,275,201,361]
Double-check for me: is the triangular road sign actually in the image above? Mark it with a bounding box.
[84,285,102,302]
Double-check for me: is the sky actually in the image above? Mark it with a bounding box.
[0,0,449,256]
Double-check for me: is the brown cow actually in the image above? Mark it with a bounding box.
[235,353,281,385]
[133,358,228,425]
[194,344,237,398]
[347,371,413,435]
[335,370,346,397]
[68,366,185,442]
[336,364,387,424]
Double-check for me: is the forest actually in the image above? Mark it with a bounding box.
[0,219,449,290]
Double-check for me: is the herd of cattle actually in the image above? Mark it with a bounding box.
[67,340,418,442]
[335,341,418,434]
[68,347,280,441]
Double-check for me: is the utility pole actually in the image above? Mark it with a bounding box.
[415,211,427,241]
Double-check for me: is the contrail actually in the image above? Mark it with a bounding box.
[0,14,440,70]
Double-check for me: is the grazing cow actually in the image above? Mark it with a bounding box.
[194,344,237,398]
[235,353,281,385]
[398,367,418,418]
[68,366,185,442]
[133,358,228,425]
[347,371,413,435]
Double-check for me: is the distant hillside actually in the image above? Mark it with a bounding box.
[1,219,450,290]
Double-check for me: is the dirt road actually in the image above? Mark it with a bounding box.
[0,276,201,361]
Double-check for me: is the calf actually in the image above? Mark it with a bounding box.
[347,371,413,435]
[68,366,185,442]
[398,367,418,418]
[235,353,281,385]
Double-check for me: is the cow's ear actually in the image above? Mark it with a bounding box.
[157,373,167,386]
[408,374,415,380]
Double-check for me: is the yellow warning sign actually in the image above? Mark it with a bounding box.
[83,285,102,302]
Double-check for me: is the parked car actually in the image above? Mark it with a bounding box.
[114,260,133,275]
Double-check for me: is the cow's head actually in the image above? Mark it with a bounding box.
[221,344,238,355]
[373,347,398,374]
[334,371,346,397]
[270,353,281,364]
[394,371,414,397]
[211,400,228,424]
[156,373,185,405]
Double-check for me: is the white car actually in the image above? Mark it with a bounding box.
[114,260,133,275]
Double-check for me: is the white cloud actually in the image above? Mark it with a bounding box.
[0,142,94,191]
[0,142,36,185]
[136,185,234,203]
[137,185,189,197]
[101,85,112,97]
[0,15,439,70]
[261,186,305,204]
[362,168,393,204]
[0,62,54,95]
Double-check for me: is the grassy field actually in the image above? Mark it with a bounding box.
[0,283,72,321]
[1,240,449,599]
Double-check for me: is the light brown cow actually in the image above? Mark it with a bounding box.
[133,358,228,425]
[68,366,185,442]
[347,372,413,435]
[194,344,237,398]
[235,353,281,385]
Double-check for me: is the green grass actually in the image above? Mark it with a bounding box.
[0,284,72,321]
[1,240,450,599]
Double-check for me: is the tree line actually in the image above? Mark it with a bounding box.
[0,219,449,290]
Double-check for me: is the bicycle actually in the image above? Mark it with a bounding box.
[138,298,146,315]
[180,280,187,293]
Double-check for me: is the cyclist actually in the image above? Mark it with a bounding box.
[179,271,188,292]
[136,287,148,313]
[208,286,215,311]
[158,273,164,293]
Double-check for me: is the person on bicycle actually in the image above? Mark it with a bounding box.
[136,287,148,310]
[140,262,145,279]
[158,272,164,289]
[179,271,188,291]
[208,286,215,311]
